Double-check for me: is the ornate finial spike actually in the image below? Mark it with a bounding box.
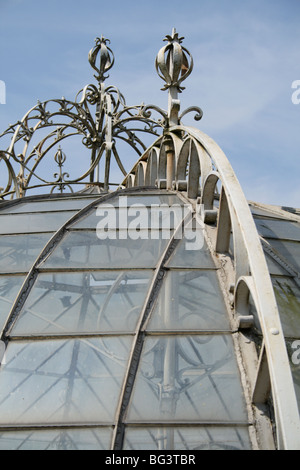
[54,146,66,166]
[88,35,115,84]
[156,29,193,92]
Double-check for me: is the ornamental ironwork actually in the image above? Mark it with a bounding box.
[0,29,202,199]
[0,29,299,451]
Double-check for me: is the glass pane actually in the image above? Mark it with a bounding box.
[71,205,184,230]
[123,426,251,450]
[12,271,153,335]
[41,231,172,269]
[250,206,273,217]
[250,204,300,219]
[255,218,300,241]
[147,271,230,331]
[0,197,98,214]
[0,427,112,450]
[286,339,300,413]
[272,277,300,338]
[263,250,291,276]
[0,233,53,273]
[107,194,185,207]
[0,276,25,332]
[126,335,248,423]
[0,337,132,425]
[166,220,216,268]
[0,211,77,234]
[250,205,287,218]
[267,240,300,272]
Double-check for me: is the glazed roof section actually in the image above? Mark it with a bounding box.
[0,189,253,450]
[0,189,298,449]
[0,27,299,450]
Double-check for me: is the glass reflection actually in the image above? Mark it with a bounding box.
[147,271,230,331]
[0,427,112,450]
[123,425,251,450]
[127,335,247,423]
[41,231,171,269]
[267,240,300,272]
[166,219,216,268]
[0,337,132,425]
[255,218,300,241]
[272,276,300,338]
[0,233,53,273]
[0,276,25,331]
[0,212,77,234]
[12,271,153,335]
[72,205,185,230]
[0,197,98,214]
[286,339,300,413]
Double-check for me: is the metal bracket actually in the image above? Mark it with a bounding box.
[252,344,271,404]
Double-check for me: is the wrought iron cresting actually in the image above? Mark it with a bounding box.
[0,30,202,199]
[0,32,187,199]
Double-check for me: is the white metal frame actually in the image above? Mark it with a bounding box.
[120,125,300,449]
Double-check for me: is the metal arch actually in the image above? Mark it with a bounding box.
[116,29,300,448]
[179,126,300,448]
[122,126,300,449]
[145,147,159,186]
[0,151,21,199]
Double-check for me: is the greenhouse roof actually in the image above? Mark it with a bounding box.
[0,30,299,451]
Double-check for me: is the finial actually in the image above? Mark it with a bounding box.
[88,36,115,84]
[155,28,193,93]
[54,146,67,167]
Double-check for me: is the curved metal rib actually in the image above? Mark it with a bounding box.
[181,126,300,450]
[120,124,300,449]
[111,209,192,450]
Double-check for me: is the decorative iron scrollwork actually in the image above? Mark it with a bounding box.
[52,146,72,194]
[0,31,202,199]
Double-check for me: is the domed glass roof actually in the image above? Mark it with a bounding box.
[0,31,299,451]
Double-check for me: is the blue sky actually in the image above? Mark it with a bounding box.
[0,0,300,207]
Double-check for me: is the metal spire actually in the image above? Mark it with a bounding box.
[155,28,194,126]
